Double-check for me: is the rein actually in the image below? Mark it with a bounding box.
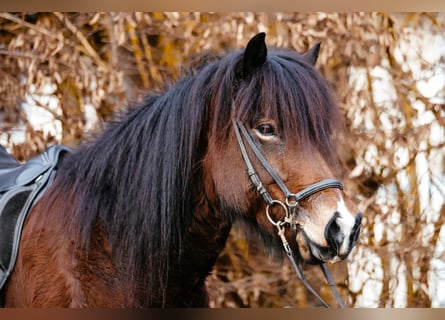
[232,118,346,308]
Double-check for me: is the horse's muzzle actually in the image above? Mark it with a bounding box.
[325,212,362,260]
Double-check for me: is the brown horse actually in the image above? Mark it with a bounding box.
[1,33,362,307]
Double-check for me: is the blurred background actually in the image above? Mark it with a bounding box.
[0,12,444,307]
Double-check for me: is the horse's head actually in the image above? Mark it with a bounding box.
[204,33,362,265]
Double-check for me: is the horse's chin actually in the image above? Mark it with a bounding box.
[306,241,346,264]
[295,231,348,265]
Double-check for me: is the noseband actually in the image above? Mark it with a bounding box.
[232,118,346,308]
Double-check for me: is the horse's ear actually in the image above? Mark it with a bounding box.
[302,41,321,66]
[237,32,267,79]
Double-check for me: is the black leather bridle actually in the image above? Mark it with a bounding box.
[232,117,346,308]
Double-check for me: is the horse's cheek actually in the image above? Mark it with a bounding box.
[203,149,250,213]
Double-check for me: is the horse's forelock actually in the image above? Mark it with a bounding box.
[213,49,343,170]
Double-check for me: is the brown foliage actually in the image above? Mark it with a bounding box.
[1,12,444,307]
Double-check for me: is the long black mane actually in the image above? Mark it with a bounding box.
[47,43,342,306]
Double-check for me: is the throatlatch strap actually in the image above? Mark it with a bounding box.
[232,118,274,204]
[236,119,292,198]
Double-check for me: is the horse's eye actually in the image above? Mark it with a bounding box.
[256,123,276,136]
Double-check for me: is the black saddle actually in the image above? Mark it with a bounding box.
[0,144,71,292]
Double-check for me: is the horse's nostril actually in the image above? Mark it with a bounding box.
[325,212,344,249]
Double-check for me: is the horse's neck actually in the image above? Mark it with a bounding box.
[184,207,232,270]
[164,203,232,307]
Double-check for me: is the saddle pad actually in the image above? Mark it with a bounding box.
[0,145,71,291]
[0,146,19,169]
